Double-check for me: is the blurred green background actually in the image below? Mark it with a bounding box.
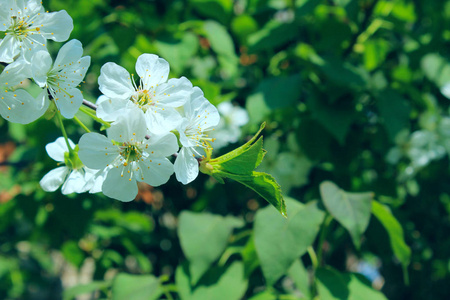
[1,0,450,299]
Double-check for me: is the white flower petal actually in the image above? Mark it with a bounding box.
[189,87,220,130]
[61,170,88,194]
[144,107,182,134]
[0,89,49,124]
[36,10,73,41]
[84,168,108,194]
[102,166,138,202]
[78,133,117,169]
[136,54,170,88]
[53,39,83,71]
[31,50,52,87]
[229,106,249,127]
[140,158,174,187]
[96,96,128,122]
[21,35,47,63]
[145,132,179,157]
[46,136,75,162]
[154,77,193,107]
[99,62,135,100]
[174,147,199,184]
[0,34,20,63]
[107,108,147,142]
[217,101,233,115]
[53,88,83,119]
[40,166,69,192]
[0,57,32,85]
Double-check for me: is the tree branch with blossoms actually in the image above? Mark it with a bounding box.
[0,0,286,216]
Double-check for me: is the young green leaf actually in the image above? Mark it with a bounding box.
[316,267,387,300]
[320,181,373,249]
[254,199,324,285]
[372,201,411,282]
[178,211,244,284]
[111,274,162,300]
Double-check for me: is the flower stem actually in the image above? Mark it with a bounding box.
[73,116,91,133]
[79,105,111,128]
[56,112,74,154]
[82,99,98,110]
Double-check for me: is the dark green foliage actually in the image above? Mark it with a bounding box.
[1,0,450,299]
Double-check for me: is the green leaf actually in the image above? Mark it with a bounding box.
[241,234,260,277]
[203,20,238,77]
[246,93,271,124]
[215,137,265,175]
[316,267,349,300]
[307,96,357,145]
[248,20,298,52]
[316,267,387,300]
[254,199,325,285]
[63,281,111,300]
[178,211,244,284]
[155,32,199,74]
[176,262,248,300]
[246,74,302,109]
[191,0,232,24]
[288,259,311,299]
[376,89,411,141]
[320,181,373,249]
[363,39,390,71]
[220,171,287,217]
[61,240,85,268]
[231,14,259,43]
[111,274,162,300]
[371,201,411,270]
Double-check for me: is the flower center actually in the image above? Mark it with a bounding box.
[6,15,41,40]
[131,89,156,112]
[119,143,143,165]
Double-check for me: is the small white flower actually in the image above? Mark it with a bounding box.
[97,54,193,133]
[208,101,249,149]
[0,58,49,123]
[40,137,93,195]
[78,109,179,202]
[0,0,73,63]
[31,39,90,119]
[174,87,220,184]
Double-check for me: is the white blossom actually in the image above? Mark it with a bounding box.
[97,54,193,134]
[78,110,179,202]
[0,0,73,63]
[31,39,90,119]
[40,137,94,194]
[0,58,48,123]
[208,101,249,149]
[174,87,220,184]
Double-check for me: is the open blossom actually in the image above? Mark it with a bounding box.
[0,0,73,63]
[78,110,179,202]
[97,54,193,133]
[174,87,220,184]
[208,101,249,149]
[40,137,95,195]
[31,39,90,119]
[0,58,49,123]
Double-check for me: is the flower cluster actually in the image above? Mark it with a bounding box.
[0,0,267,202]
[0,0,88,123]
[0,0,227,202]
[77,54,220,200]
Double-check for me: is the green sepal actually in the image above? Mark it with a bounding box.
[64,145,84,170]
